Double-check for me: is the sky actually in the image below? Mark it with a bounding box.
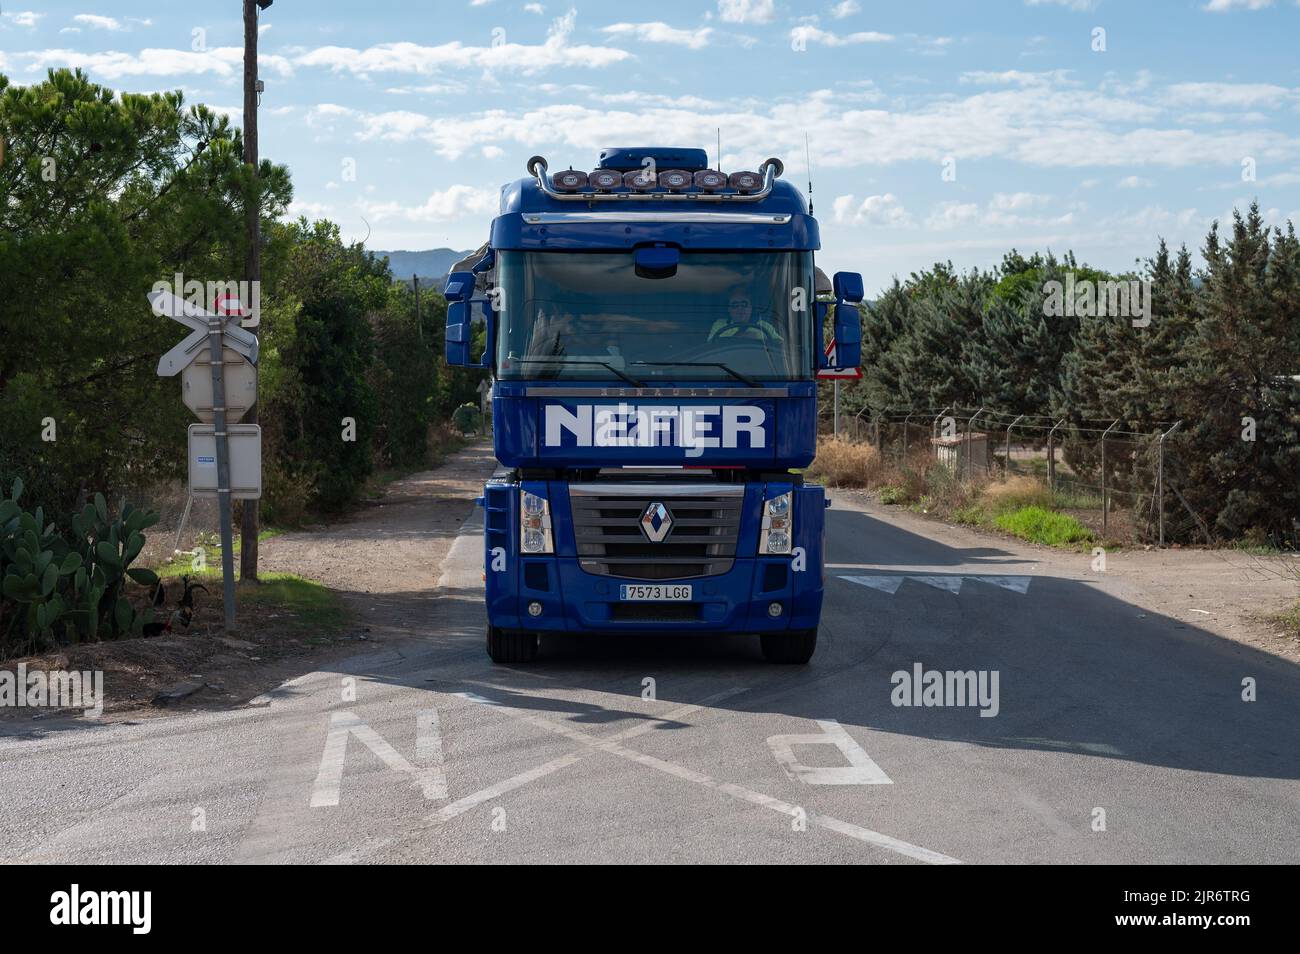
[3,0,1299,289]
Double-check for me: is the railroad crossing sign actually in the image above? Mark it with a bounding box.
[151,287,262,634]
[151,290,259,375]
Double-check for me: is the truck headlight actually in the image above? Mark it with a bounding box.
[760,492,792,555]
[520,491,553,554]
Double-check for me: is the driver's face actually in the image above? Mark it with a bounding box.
[728,296,752,322]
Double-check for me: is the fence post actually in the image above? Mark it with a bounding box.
[872,410,882,450]
[853,405,872,443]
[966,406,986,481]
[1047,419,1065,493]
[1156,421,1182,547]
[901,410,916,463]
[1100,419,1119,537]
[932,404,951,440]
[1005,414,1025,478]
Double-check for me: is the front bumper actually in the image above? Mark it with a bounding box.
[482,481,826,635]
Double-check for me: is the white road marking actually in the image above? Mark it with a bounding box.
[310,709,447,808]
[839,575,903,594]
[839,574,1033,595]
[766,719,893,785]
[322,687,751,864]
[456,692,961,865]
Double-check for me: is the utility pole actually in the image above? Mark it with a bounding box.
[414,275,421,345]
[239,0,266,582]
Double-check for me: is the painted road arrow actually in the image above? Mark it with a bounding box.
[839,574,1032,595]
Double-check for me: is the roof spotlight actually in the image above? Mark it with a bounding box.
[728,170,762,193]
[589,169,623,191]
[658,169,692,191]
[623,169,658,191]
[693,169,727,191]
[552,169,588,192]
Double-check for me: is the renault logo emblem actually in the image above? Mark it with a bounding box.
[640,502,673,542]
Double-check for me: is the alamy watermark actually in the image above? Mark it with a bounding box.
[1043,273,1151,328]
[0,664,104,718]
[891,663,1000,718]
[150,272,261,326]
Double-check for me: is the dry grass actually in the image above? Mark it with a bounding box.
[979,475,1056,514]
[805,437,887,488]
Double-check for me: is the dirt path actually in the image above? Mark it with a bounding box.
[257,441,498,638]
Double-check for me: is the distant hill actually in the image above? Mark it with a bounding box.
[373,248,473,283]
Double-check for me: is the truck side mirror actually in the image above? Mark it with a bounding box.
[833,271,864,304]
[832,302,861,369]
[446,300,473,366]
[444,270,477,302]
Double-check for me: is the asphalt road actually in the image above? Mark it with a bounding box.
[3,492,1299,864]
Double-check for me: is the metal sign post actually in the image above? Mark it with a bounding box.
[153,289,261,634]
[206,311,238,632]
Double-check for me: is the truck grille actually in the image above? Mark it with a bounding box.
[569,484,744,580]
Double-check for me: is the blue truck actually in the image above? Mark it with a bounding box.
[444,147,862,665]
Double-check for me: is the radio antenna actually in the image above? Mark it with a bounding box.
[804,131,814,216]
[717,127,722,171]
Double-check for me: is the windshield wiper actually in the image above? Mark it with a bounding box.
[630,361,762,388]
[514,357,645,387]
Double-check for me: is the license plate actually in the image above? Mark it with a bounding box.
[619,584,693,601]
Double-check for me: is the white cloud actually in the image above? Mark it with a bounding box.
[1203,0,1273,11]
[286,200,334,221]
[1165,81,1294,109]
[15,46,294,79]
[791,25,894,46]
[73,14,123,31]
[834,193,911,226]
[294,10,629,76]
[2,10,42,28]
[989,192,1052,210]
[602,22,713,49]
[525,2,546,12]
[926,201,982,230]
[361,184,500,222]
[300,80,1300,172]
[1118,175,1153,188]
[1025,0,1099,10]
[718,0,775,25]
[961,69,1075,87]
[830,1,861,17]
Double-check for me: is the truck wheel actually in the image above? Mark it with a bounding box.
[486,626,539,664]
[760,629,817,664]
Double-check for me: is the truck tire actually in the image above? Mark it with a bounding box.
[760,629,817,664]
[487,626,539,664]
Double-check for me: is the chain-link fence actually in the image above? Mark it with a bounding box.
[823,404,1192,545]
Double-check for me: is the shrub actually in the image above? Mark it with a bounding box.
[452,403,482,435]
[994,505,1094,546]
[1,480,160,656]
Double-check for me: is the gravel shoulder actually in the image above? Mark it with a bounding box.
[0,442,497,724]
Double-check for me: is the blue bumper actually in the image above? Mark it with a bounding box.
[482,481,826,635]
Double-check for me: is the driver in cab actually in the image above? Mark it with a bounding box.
[707,286,783,344]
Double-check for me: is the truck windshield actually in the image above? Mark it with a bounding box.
[494,250,814,383]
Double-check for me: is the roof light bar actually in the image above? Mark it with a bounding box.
[552,169,588,191]
[528,155,783,203]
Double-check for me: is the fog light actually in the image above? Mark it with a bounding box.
[768,602,783,618]
[528,601,543,617]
